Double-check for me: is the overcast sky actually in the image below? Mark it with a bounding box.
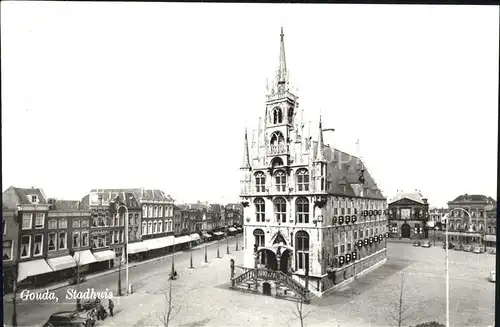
[2,2,498,207]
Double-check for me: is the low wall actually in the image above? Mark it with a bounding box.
[291,249,387,297]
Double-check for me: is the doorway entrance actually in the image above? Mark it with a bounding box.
[279,250,291,273]
[263,282,271,295]
[401,224,411,238]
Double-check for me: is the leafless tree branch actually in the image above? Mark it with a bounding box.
[385,273,412,327]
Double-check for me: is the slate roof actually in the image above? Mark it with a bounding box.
[388,191,427,204]
[315,145,385,200]
[88,188,174,203]
[2,186,48,209]
[54,200,83,211]
[226,203,243,211]
[450,194,496,204]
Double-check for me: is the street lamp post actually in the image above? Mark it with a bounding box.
[217,235,221,258]
[235,232,239,251]
[189,242,194,269]
[204,241,208,263]
[226,229,230,255]
[171,241,176,277]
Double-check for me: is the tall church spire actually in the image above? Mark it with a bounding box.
[315,116,326,162]
[277,26,288,90]
[241,128,251,169]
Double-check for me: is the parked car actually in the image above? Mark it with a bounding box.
[421,240,431,248]
[413,241,421,247]
[81,298,100,311]
[488,248,496,255]
[68,275,86,286]
[442,242,455,249]
[43,311,91,327]
[489,270,496,282]
[463,245,473,252]
[473,247,484,254]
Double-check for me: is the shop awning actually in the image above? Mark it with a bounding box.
[484,234,497,242]
[445,231,482,237]
[174,235,191,245]
[213,231,224,236]
[47,255,76,271]
[74,250,98,265]
[127,241,149,254]
[93,250,116,262]
[144,236,174,250]
[202,233,212,238]
[18,259,54,282]
[228,227,237,232]
[190,233,200,241]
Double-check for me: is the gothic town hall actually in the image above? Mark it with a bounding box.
[234,28,389,300]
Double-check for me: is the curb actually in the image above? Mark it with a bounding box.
[4,237,237,301]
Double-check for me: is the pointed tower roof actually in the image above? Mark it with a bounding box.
[277,26,288,86]
[241,128,251,169]
[314,116,327,162]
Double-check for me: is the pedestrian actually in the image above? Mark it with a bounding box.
[108,299,114,317]
[173,270,178,279]
[97,302,104,320]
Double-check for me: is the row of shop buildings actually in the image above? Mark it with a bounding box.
[2,186,243,292]
[386,190,496,247]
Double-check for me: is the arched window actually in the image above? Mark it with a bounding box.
[148,221,153,234]
[295,231,310,271]
[148,205,153,218]
[296,169,309,191]
[143,205,148,218]
[274,197,287,223]
[153,220,158,233]
[142,221,147,235]
[296,197,309,223]
[255,172,266,192]
[270,132,285,154]
[271,157,284,169]
[159,206,164,217]
[275,170,286,192]
[272,107,283,124]
[153,206,158,218]
[158,219,163,233]
[254,198,265,222]
[169,220,173,232]
[488,226,492,234]
[253,228,265,247]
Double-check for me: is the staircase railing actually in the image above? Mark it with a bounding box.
[231,269,255,287]
[231,268,311,303]
[276,271,310,303]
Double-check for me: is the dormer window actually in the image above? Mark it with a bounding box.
[30,195,39,204]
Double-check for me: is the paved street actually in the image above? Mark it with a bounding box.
[3,236,242,327]
[5,240,495,327]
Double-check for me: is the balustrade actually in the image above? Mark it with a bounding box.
[268,144,289,155]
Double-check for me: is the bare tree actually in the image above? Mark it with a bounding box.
[155,280,203,327]
[386,273,412,327]
[292,296,312,327]
[156,281,181,327]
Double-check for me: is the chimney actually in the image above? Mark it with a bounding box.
[422,198,428,204]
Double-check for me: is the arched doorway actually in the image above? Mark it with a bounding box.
[401,223,411,238]
[263,282,272,295]
[258,249,277,270]
[279,249,291,273]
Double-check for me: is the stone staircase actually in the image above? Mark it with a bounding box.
[231,268,312,303]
